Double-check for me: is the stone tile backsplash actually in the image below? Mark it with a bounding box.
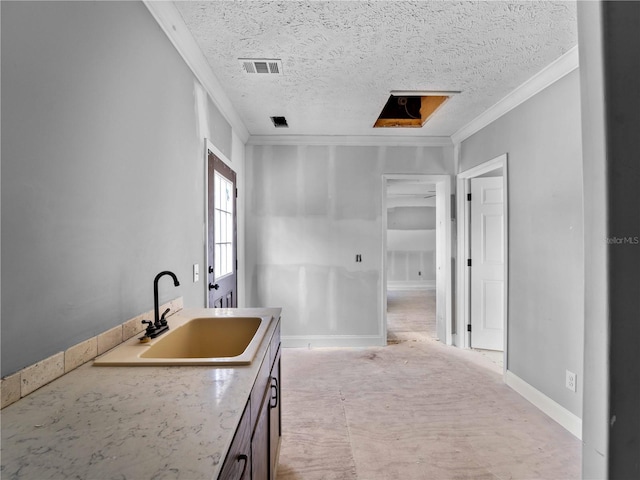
[97,325,124,356]
[1,373,21,409]
[65,337,98,373]
[20,352,65,397]
[0,297,183,409]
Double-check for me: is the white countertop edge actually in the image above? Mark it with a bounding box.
[0,307,282,480]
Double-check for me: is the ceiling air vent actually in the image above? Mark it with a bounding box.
[270,116,289,128]
[239,58,283,75]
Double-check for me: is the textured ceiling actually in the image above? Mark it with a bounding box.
[174,1,577,137]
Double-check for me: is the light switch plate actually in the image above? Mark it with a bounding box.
[193,264,199,283]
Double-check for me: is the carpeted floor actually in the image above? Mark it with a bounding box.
[277,290,581,479]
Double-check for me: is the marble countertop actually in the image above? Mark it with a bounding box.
[1,307,281,480]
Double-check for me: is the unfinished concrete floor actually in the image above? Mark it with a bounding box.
[277,290,581,479]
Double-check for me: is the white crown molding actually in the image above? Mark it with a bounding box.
[451,46,579,145]
[144,2,576,150]
[143,1,250,143]
[247,135,453,147]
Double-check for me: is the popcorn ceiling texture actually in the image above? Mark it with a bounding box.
[175,1,577,136]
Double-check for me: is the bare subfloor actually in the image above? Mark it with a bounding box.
[277,290,581,479]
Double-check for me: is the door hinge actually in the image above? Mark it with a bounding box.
[450,194,456,222]
[236,259,238,271]
[467,324,472,332]
[235,187,238,198]
[467,259,472,267]
[467,193,472,201]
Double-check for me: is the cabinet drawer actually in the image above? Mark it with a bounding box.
[219,400,251,480]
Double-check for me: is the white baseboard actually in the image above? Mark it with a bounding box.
[505,370,582,439]
[387,281,435,291]
[282,335,386,349]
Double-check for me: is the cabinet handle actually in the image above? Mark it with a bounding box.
[270,377,279,409]
[237,454,248,479]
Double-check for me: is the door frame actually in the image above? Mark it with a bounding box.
[455,154,509,371]
[204,139,236,307]
[381,174,453,345]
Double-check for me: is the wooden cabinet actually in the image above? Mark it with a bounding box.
[269,347,282,480]
[219,400,252,480]
[251,384,270,479]
[219,317,281,480]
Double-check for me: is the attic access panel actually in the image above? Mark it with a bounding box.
[374,94,450,128]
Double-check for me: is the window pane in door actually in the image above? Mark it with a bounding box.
[220,246,225,279]
[224,182,230,212]
[214,172,234,280]
[214,211,221,244]
[220,212,226,244]
[214,175,221,210]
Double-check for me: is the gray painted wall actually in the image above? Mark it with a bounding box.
[577,2,609,476]
[460,70,585,417]
[387,249,436,284]
[387,207,436,230]
[245,144,452,343]
[1,1,235,377]
[387,218,436,284]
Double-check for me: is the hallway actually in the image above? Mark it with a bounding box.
[277,290,581,479]
[387,289,437,342]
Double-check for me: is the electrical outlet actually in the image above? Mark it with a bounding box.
[566,370,577,392]
[193,264,199,283]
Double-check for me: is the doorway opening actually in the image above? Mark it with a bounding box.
[385,180,437,341]
[205,142,238,308]
[456,154,509,373]
[381,174,452,346]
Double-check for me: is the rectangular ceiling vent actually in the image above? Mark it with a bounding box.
[239,58,283,75]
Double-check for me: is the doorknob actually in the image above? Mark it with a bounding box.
[209,283,219,291]
[208,266,213,274]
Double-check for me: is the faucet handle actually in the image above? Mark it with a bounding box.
[159,308,170,326]
[141,320,156,334]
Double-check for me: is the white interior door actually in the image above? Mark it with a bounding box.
[470,177,504,350]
